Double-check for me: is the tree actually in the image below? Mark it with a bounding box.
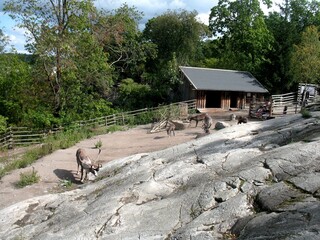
[0,54,33,124]
[4,0,113,120]
[93,4,157,83]
[263,0,320,93]
[116,78,152,109]
[290,25,320,85]
[0,29,9,53]
[142,10,209,102]
[143,9,209,65]
[209,0,274,73]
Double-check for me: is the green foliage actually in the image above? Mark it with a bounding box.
[0,54,33,125]
[22,109,58,129]
[209,0,274,72]
[1,0,320,128]
[144,9,209,64]
[290,26,320,86]
[134,111,155,125]
[94,4,157,86]
[117,78,152,109]
[152,104,181,122]
[106,125,124,133]
[300,108,312,118]
[142,9,209,102]
[263,0,320,93]
[4,0,113,118]
[49,128,93,149]
[94,139,102,149]
[0,28,9,53]
[59,179,73,188]
[119,111,156,126]
[16,168,40,188]
[0,115,7,133]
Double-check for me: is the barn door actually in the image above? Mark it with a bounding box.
[206,91,221,108]
[230,92,238,108]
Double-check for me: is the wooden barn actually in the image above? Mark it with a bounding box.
[179,66,269,111]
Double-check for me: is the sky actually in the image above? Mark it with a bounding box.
[0,0,282,54]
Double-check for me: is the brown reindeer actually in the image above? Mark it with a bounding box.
[237,116,248,124]
[76,148,102,183]
[165,120,176,137]
[188,113,207,127]
[202,113,213,133]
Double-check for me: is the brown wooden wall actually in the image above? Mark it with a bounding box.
[194,90,265,110]
[196,91,206,108]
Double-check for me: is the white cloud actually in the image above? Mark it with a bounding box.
[196,12,210,25]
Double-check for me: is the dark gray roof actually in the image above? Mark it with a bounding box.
[180,66,269,93]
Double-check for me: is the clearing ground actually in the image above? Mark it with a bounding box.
[0,111,246,210]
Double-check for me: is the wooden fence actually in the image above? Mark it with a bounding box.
[249,92,300,119]
[0,99,196,149]
[271,92,300,116]
[0,127,47,149]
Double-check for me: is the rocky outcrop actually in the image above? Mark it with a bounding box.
[171,120,189,130]
[214,121,230,130]
[1,112,320,239]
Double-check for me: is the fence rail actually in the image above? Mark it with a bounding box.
[249,92,301,118]
[0,127,47,149]
[0,99,196,149]
[271,92,300,115]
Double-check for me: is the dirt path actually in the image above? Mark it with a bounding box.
[0,112,243,210]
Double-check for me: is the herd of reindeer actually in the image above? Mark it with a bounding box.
[75,112,248,183]
[165,112,248,137]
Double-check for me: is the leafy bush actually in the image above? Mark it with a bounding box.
[106,125,124,133]
[22,109,59,129]
[60,179,73,188]
[300,108,312,118]
[94,139,102,149]
[133,111,156,125]
[0,115,7,132]
[61,98,116,125]
[117,78,152,109]
[16,168,40,188]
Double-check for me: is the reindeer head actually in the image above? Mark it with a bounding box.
[89,164,102,176]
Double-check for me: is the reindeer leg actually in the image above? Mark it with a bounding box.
[80,167,85,183]
[76,161,80,175]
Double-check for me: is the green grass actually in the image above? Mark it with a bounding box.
[59,178,73,188]
[16,168,40,188]
[94,139,103,149]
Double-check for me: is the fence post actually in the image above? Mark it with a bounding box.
[113,114,116,125]
[8,127,13,149]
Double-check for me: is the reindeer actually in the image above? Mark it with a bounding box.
[165,120,176,137]
[202,113,213,134]
[188,113,207,127]
[76,148,102,183]
[237,116,248,124]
